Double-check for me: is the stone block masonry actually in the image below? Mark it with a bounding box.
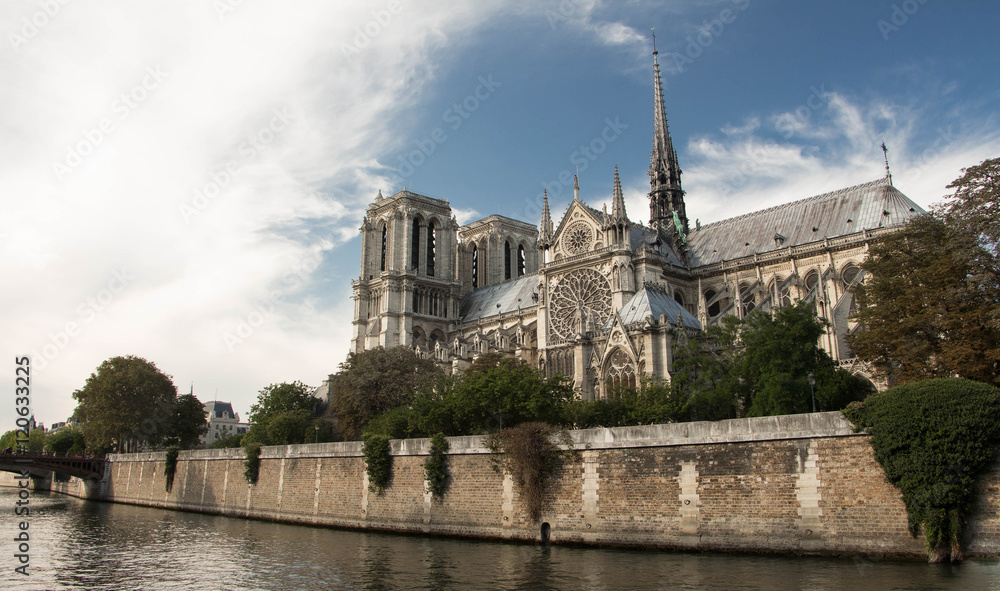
[40,412,1000,558]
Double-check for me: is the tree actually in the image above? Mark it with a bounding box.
[669,302,870,418]
[46,427,86,454]
[844,378,1000,562]
[211,432,245,449]
[72,355,178,452]
[942,156,1000,251]
[244,381,318,446]
[329,346,441,440]
[163,393,208,449]
[850,213,1000,387]
[425,353,571,435]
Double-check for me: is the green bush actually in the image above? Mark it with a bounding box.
[424,433,449,498]
[243,442,262,484]
[485,422,561,522]
[843,378,1000,562]
[363,434,392,493]
[164,447,179,492]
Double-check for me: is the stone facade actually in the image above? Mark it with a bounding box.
[42,412,1000,558]
[350,50,923,398]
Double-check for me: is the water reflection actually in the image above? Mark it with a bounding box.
[2,488,998,590]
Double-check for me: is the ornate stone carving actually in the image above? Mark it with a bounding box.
[549,268,612,339]
[562,221,594,255]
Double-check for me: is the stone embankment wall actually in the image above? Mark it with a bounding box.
[40,412,1000,557]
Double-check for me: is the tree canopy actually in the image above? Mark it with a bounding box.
[667,302,872,421]
[164,393,208,449]
[850,157,1000,386]
[244,381,319,446]
[844,378,1000,562]
[329,346,441,440]
[72,355,179,453]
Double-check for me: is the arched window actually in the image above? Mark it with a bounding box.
[805,270,820,295]
[411,219,420,271]
[705,289,720,318]
[426,220,436,277]
[605,349,636,396]
[380,225,387,271]
[740,283,755,315]
[504,240,512,280]
[517,244,526,276]
[842,264,861,288]
[471,243,479,289]
[413,289,419,314]
[674,290,684,305]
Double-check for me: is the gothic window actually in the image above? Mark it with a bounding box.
[427,220,436,277]
[517,244,526,276]
[705,289,720,318]
[505,240,512,280]
[604,348,636,396]
[562,221,594,255]
[842,264,861,288]
[413,289,419,314]
[549,269,613,340]
[411,219,420,271]
[471,243,479,289]
[380,225,387,271]
[740,283,755,315]
[804,270,820,296]
[674,290,684,305]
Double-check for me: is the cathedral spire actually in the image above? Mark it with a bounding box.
[539,189,554,247]
[648,41,688,252]
[611,164,628,222]
[573,174,580,201]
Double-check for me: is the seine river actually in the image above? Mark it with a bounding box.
[3,488,1000,590]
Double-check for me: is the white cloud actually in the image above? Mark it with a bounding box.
[0,0,508,426]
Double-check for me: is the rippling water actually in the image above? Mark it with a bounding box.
[2,488,999,590]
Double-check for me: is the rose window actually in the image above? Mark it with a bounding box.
[562,222,594,255]
[549,268,612,339]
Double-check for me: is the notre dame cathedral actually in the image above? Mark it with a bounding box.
[349,49,923,400]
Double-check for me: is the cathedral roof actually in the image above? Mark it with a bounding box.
[686,177,924,266]
[611,284,702,330]
[459,273,538,323]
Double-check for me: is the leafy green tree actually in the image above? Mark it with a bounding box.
[942,156,1000,251]
[0,430,19,450]
[46,427,86,454]
[669,321,743,421]
[211,432,245,449]
[850,215,1000,387]
[329,346,441,440]
[245,381,318,445]
[844,378,1000,562]
[73,355,178,453]
[26,429,46,452]
[422,353,571,435]
[163,393,208,449]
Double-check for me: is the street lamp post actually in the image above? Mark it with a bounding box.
[314,425,319,444]
[807,373,816,413]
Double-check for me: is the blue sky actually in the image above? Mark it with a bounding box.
[1,0,998,429]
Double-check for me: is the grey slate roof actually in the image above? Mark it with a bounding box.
[608,285,702,330]
[459,273,538,322]
[686,177,924,266]
[204,401,236,419]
